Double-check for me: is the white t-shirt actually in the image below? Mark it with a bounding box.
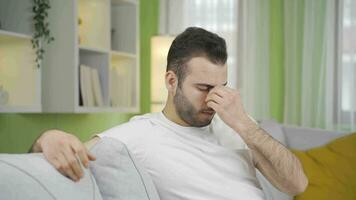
[98,112,265,200]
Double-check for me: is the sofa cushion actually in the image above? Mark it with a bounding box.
[0,153,102,200]
[89,137,160,200]
[282,126,346,150]
[292,133,356,200]
[260,119,287,146]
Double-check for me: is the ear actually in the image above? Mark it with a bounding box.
[165,70,178,96]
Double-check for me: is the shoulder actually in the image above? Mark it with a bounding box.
[98,113,158,142]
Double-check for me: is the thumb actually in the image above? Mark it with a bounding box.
[87,151,96,161]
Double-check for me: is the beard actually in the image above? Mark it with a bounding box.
[173,87,215,127]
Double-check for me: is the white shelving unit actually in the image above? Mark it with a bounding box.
[0,0,41,113]
[42,0,140,113]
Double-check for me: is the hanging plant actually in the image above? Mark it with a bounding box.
[31,0,54,68]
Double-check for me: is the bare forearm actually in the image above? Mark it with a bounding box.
[29,130,98,153]
[246,127,302,177]
[27,129,97,181]
[233,122,308,194]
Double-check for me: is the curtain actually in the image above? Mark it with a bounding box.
[165,0,238,88]
[237,0,271,120]
[284,0,335,128]
[283,0,337,129]
[283,0,356,131]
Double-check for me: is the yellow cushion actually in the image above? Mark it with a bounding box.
[291,133,356,200]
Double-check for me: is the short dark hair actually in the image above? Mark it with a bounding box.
[166,27,227,87]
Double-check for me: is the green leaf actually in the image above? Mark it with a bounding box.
[32,0,54,68]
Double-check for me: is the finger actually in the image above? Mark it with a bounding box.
[63,147,83,180]
[50,158,61,172]
[72,143,89,168]
[207,101,220,112]
[57,152,78,182]
[206,93,224,105]
[87,151,96,161]
[209,86,229,98]
[206,90,219,103]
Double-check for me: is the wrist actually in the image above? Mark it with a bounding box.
[31,130,57,153]
[231,115,259,134]
[31,135,43,153]
[233,119,262,150]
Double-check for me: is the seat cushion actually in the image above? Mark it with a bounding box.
[0,153,102,200]
[292,133,356,200]
[89,137,160,200]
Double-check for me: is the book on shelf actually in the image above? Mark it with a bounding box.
[111,66,132,107]
[110,67,119,106]
[91,67,104,106]
[79,64,103,107]
[79,65,88,106]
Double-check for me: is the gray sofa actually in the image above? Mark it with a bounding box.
[0,120,347,200]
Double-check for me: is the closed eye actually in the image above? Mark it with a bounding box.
[197,85,213,92]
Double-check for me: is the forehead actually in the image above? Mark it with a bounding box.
[184,57,227,85]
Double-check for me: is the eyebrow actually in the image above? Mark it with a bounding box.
[195,82,228,87]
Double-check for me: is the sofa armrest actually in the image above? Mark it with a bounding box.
[0,153,102,200]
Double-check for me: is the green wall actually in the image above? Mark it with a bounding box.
[0,0,159,153]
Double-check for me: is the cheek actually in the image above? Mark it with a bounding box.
[190,90,209,107]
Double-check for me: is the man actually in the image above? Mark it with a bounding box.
[31,27,307,200]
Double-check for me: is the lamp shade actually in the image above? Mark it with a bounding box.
[150,36,174,112]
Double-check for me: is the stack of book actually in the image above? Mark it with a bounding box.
[79,64,104,107]
[110,66,132,107]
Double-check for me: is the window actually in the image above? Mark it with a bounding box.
[338,0,356,129]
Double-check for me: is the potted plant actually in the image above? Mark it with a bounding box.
[31,0,54,68]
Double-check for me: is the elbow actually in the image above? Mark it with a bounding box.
[288,174,308,196]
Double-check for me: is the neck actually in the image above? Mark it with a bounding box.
[162,98,190,127]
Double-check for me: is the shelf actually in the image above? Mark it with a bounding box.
[75,106,110,113]
[42,0,139,113]
[0,105,41,113]
[75,106,138,113]
[111,0,138,53]
[78,0,110,50]
[111,50,136,59]
[0,30,32,39]
[79,45,109,54]
[0,1,42,113]
[79,50,110,107]
[0,0,33,37]
[111,0,138,5]
[110,57,137,108]
[0,28,40,112]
